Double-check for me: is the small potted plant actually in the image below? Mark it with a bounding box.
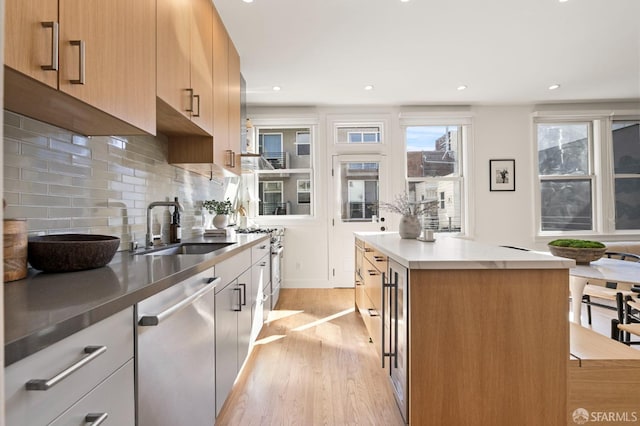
[203,199,235,229]
[548,239,607,265]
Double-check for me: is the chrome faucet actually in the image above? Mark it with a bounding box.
[146,199,184,248]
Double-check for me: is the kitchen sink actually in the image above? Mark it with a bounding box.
[139,242,236,256]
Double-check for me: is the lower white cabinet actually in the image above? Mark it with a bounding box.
[215,267,251,416]
[5,308,134,426]
[49,360,134,426]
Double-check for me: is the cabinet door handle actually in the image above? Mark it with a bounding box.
[25,346,107,390]
[381,271,386,368]
[138,277,220,326]
[231,151,236,168]
[69,40,85,84]
[85,413,108,426]
[185,88,194,112]
[41,22,59,71]
[192,94,200,117]
[239,283,247,306]
[225,149,233,167]
[233,287,242,311]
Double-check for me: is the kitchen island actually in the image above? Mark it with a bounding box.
[355,233,574,426]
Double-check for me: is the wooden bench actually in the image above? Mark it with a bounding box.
[569,323,640,423]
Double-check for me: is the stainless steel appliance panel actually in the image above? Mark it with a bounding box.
[137,269,217,426]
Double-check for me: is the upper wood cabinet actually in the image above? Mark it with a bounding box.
[210,8,241,174]
[157,0,214,136]
[4,0,156,136]
[168,4,242,176]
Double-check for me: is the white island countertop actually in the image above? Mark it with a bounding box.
[355,232,575,270]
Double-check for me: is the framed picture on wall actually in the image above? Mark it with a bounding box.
[489,159,515,191]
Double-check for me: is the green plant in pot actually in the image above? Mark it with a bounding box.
[203,199,235,229]
[548,239,607,265]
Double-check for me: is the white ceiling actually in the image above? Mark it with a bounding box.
[214,0,640,107]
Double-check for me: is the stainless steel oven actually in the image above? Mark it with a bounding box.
[235,227,284,312]
[270,228,284,309]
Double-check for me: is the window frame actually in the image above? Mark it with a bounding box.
[297,179,311,205]
[401,121,470,236]
[295,131,310,156]
[535,120,596,234]
[251,122,317,219]
[532,111,640,239]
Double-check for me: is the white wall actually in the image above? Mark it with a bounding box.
[248,101,640,289]
[471,105,536,247]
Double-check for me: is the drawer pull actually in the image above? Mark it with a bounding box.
[367,269,379,276]
[25,345,107,390]
[138,277,220,326]
[367,308,379,317]
[374,255,386,262]
[85,413,108,426]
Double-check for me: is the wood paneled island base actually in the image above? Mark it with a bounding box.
[409,268,568,426]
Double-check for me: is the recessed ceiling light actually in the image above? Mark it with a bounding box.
[364,85,374,91]
[400,0,411,3]
[457,85,467,91]
[272,86,281,91]
[243,0,254,3]
[548,84,561,90]
[558,0,569,3]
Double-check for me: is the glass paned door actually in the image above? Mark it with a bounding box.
[329,154,387,287]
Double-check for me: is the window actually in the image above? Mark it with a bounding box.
[255,126,314,216]
[260,181,283,215]
[612,120,640,230]
[535,115,640,234]
[335,125,383,144]
[346,178,378,220]
[295,131,310,156]
[259,133,284,167]
[537,123,593,231]
[297,179,311,204]
[405,125,464,233]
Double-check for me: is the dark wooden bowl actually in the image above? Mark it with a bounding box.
[28,234,120,272]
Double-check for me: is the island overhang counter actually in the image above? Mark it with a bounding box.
[354,232,574,426]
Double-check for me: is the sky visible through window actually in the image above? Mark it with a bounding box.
[406,126,449,151]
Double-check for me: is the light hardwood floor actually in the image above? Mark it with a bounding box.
[215,288,405,426]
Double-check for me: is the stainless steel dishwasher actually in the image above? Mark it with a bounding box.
[137,267,219,426]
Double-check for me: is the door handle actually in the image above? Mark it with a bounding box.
[41,22,59,71]
[26,346,107,390]
[69,40,85,84]
[138,277,220,326]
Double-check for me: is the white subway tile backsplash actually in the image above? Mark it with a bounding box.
[50,138,92,157]
[22,194,71,207]
[4,110,21,127]
[4,112,227,250]
[4,126,48,147]
[22,116,73,143]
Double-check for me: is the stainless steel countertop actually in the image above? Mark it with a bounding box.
[4,233,269,366]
